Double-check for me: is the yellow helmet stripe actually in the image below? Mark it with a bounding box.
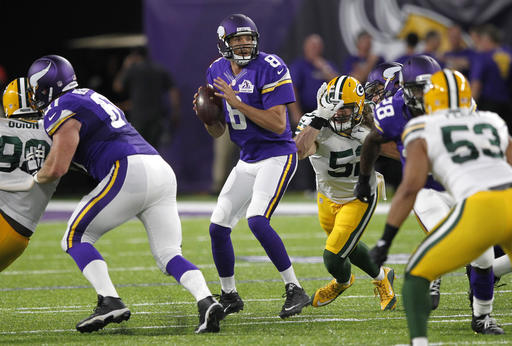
[442,69,459,110]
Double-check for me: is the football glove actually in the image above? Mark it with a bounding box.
[354,174,371,203]
[316,82,343,120]
[369,240,390,268]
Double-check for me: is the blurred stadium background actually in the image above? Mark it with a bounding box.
[2,0,512,197]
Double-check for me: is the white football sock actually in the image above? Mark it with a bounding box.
[179,270,211,301]
[280,266,301,287]
[220,275,237,293]
[373,267,385,281]
[473,297,493,317]
[82,259,119,298]
[411,337,428,346]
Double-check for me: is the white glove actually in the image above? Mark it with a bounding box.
[316,82,343,120]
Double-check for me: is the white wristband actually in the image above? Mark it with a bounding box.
[33,172,41,184]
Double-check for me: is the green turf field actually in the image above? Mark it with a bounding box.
[1,209,511,345]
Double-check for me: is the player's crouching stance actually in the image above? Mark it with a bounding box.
[294,76,397,311]
[26,55,223,334]
[374,69,511,345]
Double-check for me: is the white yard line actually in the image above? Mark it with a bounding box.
[45,200,392,216]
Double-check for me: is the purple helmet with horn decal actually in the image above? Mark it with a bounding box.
[365,62,402,103]
[217,14,259,66]
[400,54,441,114]
[27,55,78,110]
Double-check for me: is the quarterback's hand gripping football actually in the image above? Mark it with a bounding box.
[354,174,372,203]
[369,240,390,268]
[315,82,343,120]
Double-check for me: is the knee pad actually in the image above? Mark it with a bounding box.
[211,198,237,227]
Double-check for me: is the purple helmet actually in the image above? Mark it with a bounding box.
[365,62,402,103]
[27,55,78,110]
[217,14,259,66]
[400,55,441,114]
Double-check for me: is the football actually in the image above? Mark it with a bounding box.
[195,84,224,125]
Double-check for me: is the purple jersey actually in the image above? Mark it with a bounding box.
[342,55,385,76]
[43,88,158,181]
[206,52,297,162]
[373,89,443,191]
[443,48,474,78]
[470,48,512,103]
[289,57,338,112]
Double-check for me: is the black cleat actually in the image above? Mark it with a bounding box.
[195,296,224,334]
[471,314,504,335]
[218,290,244,315]
[76,295,131,333]
[429,278,441,310]
[279,283,310,319]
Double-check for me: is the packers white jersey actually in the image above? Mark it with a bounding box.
[402,110,512,202]
[296,113,377,203]
[0,118,58,232]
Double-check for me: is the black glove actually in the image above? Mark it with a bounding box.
[354,174,371,203]
[369,240,390,268]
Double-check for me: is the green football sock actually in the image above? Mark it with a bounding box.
[402,274,431,339]
[348,242,380,278]
[323,249,351,283]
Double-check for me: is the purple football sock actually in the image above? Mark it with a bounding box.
[247,215,291,272]
[470,266,494,300]
[165,255,199,282]
[209,223,235,277]
[67,243,104,272]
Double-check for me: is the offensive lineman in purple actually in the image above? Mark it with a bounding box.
[43,88,157,181]
[29,55,224,334]
[206,52,296,162]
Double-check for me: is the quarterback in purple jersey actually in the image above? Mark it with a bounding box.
[193,13,309,319]
[28,55,224,334]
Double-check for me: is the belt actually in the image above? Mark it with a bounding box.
[489,182,512,191]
